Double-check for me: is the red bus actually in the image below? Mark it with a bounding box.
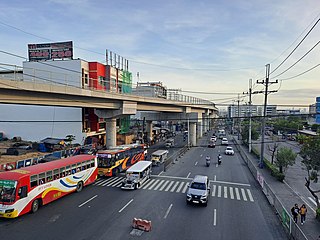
[97,143,146,177]
[0,154,97,218]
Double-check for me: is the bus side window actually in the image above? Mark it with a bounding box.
[77,163,81,172]
[60,167,66,177]
[53,169,59,180]
[46,171,53,182]
[71,164,76,174]
[90,159,95,168]
[86,160,91,169]
[30,175,38,187]
[81,162,86,170]
[39,173,45,184]
[66,165,71,175]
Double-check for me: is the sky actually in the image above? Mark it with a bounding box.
[0,0,320,111]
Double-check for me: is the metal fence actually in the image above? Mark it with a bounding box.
[233,138,308,240]
[163,146,189,171]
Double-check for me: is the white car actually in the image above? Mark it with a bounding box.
[225,146,234,155]
[221,137,228,145]
[210,136,217,142]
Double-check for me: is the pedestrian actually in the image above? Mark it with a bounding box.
[299,204,307,225]
[291,203,299,223]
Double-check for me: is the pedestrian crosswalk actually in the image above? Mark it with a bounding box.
[93,177,254,203]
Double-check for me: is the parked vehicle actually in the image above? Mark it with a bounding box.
[225,146,234,155]
[121,161,152,190]
[151,150,168,166]
[165,138,175,148]
[186,175,210,206]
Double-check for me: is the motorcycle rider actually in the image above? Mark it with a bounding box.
[206,156,211,166]
[218,154,222,165]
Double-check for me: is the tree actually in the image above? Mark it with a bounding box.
[241,120,259,145]
[268,142,279,165]
[274,147,297,174]
[65,134,76,146]
[300,136,320,211]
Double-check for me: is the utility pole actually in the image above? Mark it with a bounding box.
[243,80,263,153]
[237,94,240,140]
[256,64,278,168]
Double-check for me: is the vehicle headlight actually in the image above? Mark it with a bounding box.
[201,194,207,199]
[187,193,191,198]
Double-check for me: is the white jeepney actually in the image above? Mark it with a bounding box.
[151,150,169,166]
[121,161,152,190]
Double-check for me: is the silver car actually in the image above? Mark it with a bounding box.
[186,175,210,206]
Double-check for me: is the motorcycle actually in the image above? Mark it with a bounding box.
[218,155,222,165]
[206,157,211,167]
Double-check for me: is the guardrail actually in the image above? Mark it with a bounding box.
[232,137,308,240]
[163,145,189,171]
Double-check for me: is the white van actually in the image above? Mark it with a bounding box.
[151,150,168,166]
[121,161,152,190]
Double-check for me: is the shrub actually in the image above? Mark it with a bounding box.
[264,159,285,182]
[316,208,320,220]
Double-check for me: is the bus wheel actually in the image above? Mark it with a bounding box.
[76,181,84,192]
[31,199,39,213]
[114,169,120,177]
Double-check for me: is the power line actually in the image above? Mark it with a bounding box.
[279,63,320,81]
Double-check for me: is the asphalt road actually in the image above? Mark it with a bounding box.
[0,132,287,240]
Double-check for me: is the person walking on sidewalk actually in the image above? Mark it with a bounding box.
[291,203,299,223]
[299,204,307,225]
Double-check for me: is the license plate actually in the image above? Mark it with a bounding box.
[192,200,199,203]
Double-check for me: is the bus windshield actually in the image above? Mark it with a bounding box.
[97,154,115,168]
[0,180,17,203]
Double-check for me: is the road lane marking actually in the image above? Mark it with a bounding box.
[229,187,234,199]
[78,195,98,208]
[142,179,156,189]
[159,180,169,191]
[105,177,121,187]
[165,181,174,191]
[195,161,198,166]
[200,154,203,157]
[164,204,173,219]
[148,179,160,190]
[309,197,318,206]
[153,180,166,190]
[209,180,250,187]
[212,185,216,197]
[213,209,217,226]
[119,199,134,213]
[218,186,221,197]
[247,189,254,202]
[182,182,189,193]
[214,175,216,181]
[158,171,164,176]
[186,172,191,178]
[235,188,240,200]
[241,188,247,201]
[176,182,185,192]
[224,186,228,198]
[170,182,180,192]
[110,178,124,187]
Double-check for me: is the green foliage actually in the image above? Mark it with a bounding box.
[274,147,297,174]
[316,208,320,219]
[300,136,320,183]
[264,159,285,182]
[241,120,260,144]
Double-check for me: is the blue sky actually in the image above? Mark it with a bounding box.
[0,0,320,109]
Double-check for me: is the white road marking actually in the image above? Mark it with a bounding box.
[209,180,250,187]
[170,182,180,192]
[159,180,169,191]
[212,185,216,197]
[182,182,189,193]
[213,209,217,226]
[78,195,98,208]
[200,154,203,157]
[241,188,247,201]
[119,199,134,213]
[176,182,185,192]
[308,197,318,206]
[235,188,240,200]
[153,180,166,191]
[224,186,228,198]
[158,171,164,176]
[218,186,222,197]
[148,179,160,190]
[97,178,112,186]
[186,172,191,178]
[142,179,156,189]
[110,178,124,187]
[165,181,174,191]
[229,187,234,199]
[151,175,192,180]
[195,161,198,166]
[164,204,173,219]
[247,189,254,202]
[104,177,121,186]
[214,175,216,181]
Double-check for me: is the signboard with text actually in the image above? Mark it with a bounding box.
[28,41,73,61]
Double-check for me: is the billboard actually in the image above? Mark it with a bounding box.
[28,41,73,61]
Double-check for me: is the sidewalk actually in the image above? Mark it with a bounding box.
[234,138,320,240]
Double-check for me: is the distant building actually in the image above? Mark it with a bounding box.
[316,97,320,124]
[132,81,167,99]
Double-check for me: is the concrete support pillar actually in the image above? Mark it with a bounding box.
[146,121,153,144]
[190,122,197,146]
[197,121,203,139]
[203,115,208,133]
[106,118,117,148]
